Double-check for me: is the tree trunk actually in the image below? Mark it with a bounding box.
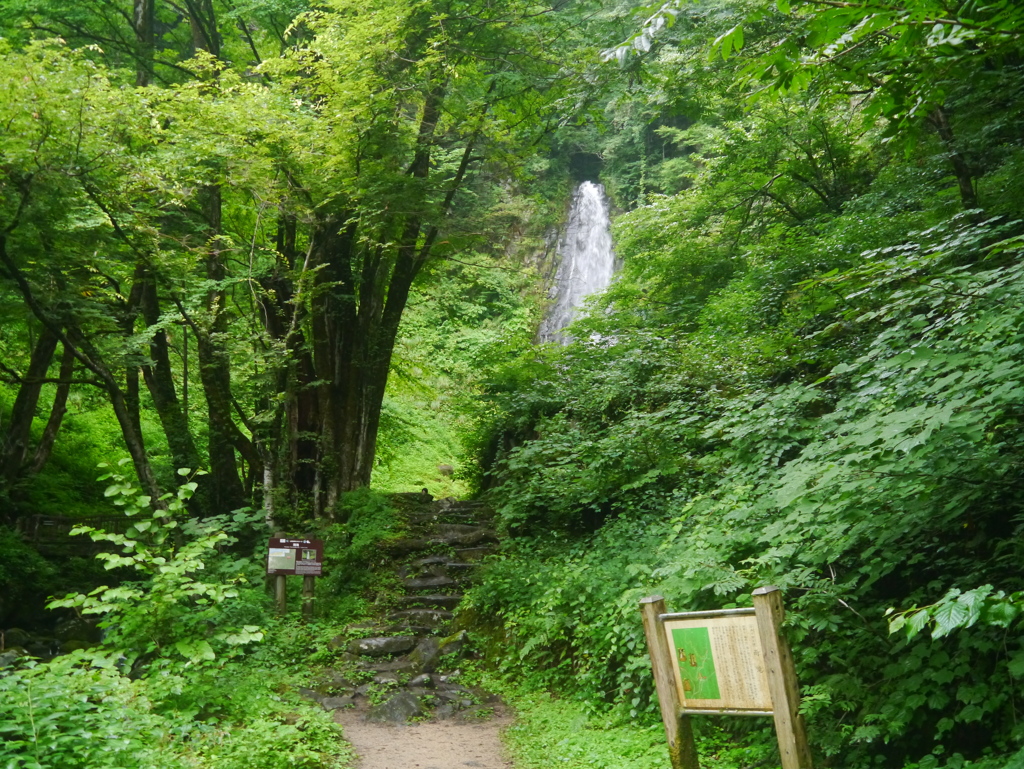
[133,0,155,86]
[1,326,59,486]
[279,83,493,515]
[186,0,221,56]
[28,341,75,476]
[190,185,258,514]
[930,107,978,210]
[139,275,201,476]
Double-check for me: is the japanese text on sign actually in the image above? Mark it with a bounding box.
[663,614,772,711]
[266,537,324,576]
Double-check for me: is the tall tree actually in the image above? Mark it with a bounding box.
[249,0,578,514]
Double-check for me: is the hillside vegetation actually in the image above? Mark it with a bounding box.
[1,0,1023,767]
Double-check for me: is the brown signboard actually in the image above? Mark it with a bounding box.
[267,537,324,576]
[663,613,772,712]
[640,588,813,769]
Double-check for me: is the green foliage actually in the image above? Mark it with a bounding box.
[48,462,267,667]
[474,31,1024,764]
[376,251,541,495]
[0,460,348,769]
[0,649,349,769]
[0,526,55,621]
[889,585,1024,642]
[0,652,179,769]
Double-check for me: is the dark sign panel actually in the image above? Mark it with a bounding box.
[267,537,324,576]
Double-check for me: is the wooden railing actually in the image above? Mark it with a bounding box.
[16,514,133,546]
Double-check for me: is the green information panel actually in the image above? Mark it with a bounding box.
[671,626,721,699]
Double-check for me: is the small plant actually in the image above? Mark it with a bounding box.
[48,461,267,668]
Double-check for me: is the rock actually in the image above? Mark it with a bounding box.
[348,636,416,657]
[2,628,31,648]
[455,546,494,562]
[299,687,324,703]
[403,576,456,590]
[59,640,97,654]
[320,695,355,711]
[434,701,461,719]
[438,630,468,660]
[408,637,441,674]
[54,617,100,644]
[0,648,27,669]
[360,657,416,674]
[396,594,463,610]
[408,673,433,688]
[435,685,472,699]
[387,609,454,627]
[366,690,425,723]
[25,638,58,658]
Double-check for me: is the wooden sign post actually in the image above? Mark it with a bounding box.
[266,537,324,619]
[640,586,812,769]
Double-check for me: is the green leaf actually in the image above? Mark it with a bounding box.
[931,600,970,638]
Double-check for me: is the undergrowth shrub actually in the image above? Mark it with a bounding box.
[0,461,349,769]
[474,206,1024,769]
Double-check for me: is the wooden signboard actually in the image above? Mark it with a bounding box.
[267,537,323,619]
[640,587,812,769]
[266,537,323,576]
[664,612,772,713]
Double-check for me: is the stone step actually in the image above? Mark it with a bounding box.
[403,575,457,590]
[387,624,443,636]
[386,537,432,554]
[410,555,449,567]
[359,657,416,674]
[435,524,498,547]
[438,500,489,511]
[388,609,454,627]
[402,561,474,580]
[348,636,417,657]
[455,546,494,562]
[396,594,463,610]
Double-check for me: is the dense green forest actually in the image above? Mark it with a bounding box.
[1,0,1023,766]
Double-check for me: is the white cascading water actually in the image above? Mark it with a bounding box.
[538,181,616,344]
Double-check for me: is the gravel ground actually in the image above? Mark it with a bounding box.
[335,708,514,769]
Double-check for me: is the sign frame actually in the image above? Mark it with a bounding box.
[662,608,773,715]
[267,537,324,620]
[266,537,324,577]
[639,587,813,769]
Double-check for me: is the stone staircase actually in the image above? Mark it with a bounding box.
[304,496,500,723]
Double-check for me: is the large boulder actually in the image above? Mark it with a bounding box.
[407,637,441,674]
[54,617,101,644]
[3,628,31,648]
[348,636,417,657]
[320,695,355,711]
[438,630,469,660]
[366,690,425,723]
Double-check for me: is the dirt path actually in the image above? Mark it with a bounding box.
[336,708,514,769]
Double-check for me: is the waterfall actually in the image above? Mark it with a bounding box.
[538,181,616,344]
